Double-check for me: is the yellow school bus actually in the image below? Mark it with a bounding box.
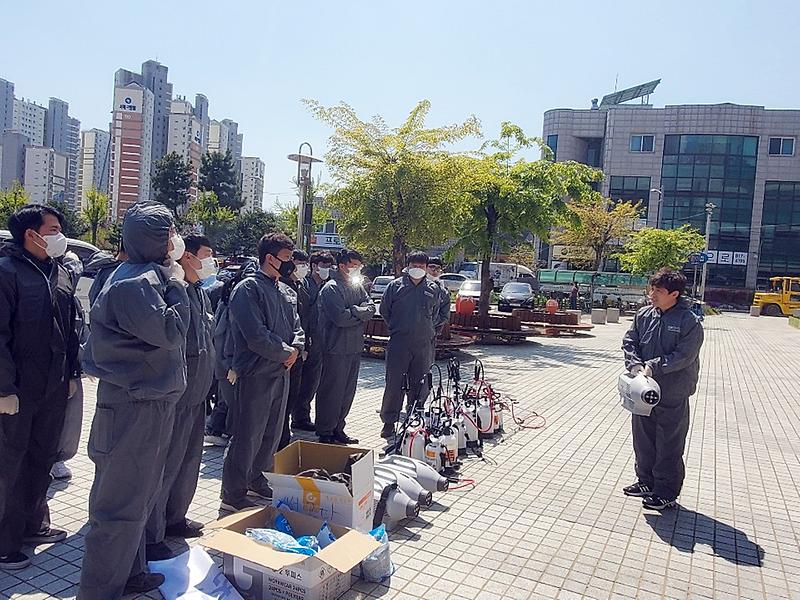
[752,277,800,316]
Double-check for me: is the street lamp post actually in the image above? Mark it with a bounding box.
[287,143,322,254]
[699,202,716,303]
[649,187,663,229]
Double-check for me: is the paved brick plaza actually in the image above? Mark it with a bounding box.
[2,312,799,600]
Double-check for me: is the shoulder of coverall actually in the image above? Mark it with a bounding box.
[121,201,172,264]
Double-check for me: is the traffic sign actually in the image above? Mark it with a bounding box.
[689,252,709,265]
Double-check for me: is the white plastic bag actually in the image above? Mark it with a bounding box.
[148,546,244,600]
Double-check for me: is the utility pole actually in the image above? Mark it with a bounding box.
[699,202,715,302]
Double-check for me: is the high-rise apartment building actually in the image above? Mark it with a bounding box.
[0,78,13,133]
[240,156,265,212]
[208,119,232,155]
[220,119,243,172]
[0,131,30,189]
[45,98,81,207]
[24,146,67,204]
[114,60,173,169]
[167,98,205,204]
[12,98,46,146]
[77,128,110,210]
[543,84,800,290]
[194,94,209,149]
[109,83,154,220]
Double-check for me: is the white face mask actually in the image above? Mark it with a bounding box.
[195,256,217,280]
[295,264,310,279]
[348,266,362,276]
[168,234,185,262]
[317,266,330,280]
[427,273,440,282]
[408,267,426,280]
[37,232,68,258]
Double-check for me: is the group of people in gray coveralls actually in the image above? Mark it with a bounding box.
[0,199,703,600]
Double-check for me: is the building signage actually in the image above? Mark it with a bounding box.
[311,233,344,249]
[733,252,748,266]
[705,250,718,264]
[717,251,733,265]
[114,88,142,114]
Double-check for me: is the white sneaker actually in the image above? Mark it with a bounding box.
[204,434,229,447]
[50,462,72,480]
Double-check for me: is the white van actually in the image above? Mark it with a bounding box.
[458,262,535,289]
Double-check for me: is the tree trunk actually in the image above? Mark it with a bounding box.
[91,223,98,246]
[479,202,499,323]
[391,233,407,276]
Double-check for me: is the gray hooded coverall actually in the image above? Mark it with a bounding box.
[220,270,304,504]
[315,270,375,437]
[78,202,190,600]
[379,274,447,424]
[622,300,704,501]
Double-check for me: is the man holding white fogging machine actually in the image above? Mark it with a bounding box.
[621,268,703,511]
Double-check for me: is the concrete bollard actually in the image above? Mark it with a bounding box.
[567,309,582,322]
[749,305,761,317]
[606,308,620,323]
[591,309,607,325]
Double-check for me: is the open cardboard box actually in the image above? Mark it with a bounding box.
[204,505,380,600]
[265,441,375,532]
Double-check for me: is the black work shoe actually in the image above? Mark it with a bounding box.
[220,497,258,512]
[146,542,173,561]
[622,482,652,497]
[165,519,204,539]
[334,432,359,445]
[22,527,67,545]
[292,420,316,431]
[318,435,342,445]
[124,572,165,594]
[0,552,31,570]
[247,480,273,500]
[642,495,676,510]
[380,423,395,439]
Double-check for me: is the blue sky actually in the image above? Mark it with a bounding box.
[2,0,798,210]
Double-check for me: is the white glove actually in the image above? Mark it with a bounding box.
[629,364,645,376]
[227,369,238,385]
[68,379,80,398]
[167,261,187,285]
[644,365,653,378]
[0,394,19,415]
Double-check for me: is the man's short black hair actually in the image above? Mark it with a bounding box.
[427,256,443,267]
[7,204,65,245]
[183,234,212,255]
[649,268,687,295]
[406,251,429,266]
[337,248,363,265]
[292,249,309,262]
[257,233,294,265]
[310,250,334,266]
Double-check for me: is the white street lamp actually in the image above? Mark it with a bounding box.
[287,143,322,253]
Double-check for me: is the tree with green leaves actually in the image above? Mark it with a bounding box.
[215,209,281,257]
[554,195,642,271]
[506,241,538,270]
[0,181,28,227]
[82,187,109,246]
[152,152,193,215]
[454,123,601,318]
[200,151,242,211]
[106,221,123,252]
[305,99,480,274]
[616,225,706,274]
[48,200,88,239]
[185,190,236,246]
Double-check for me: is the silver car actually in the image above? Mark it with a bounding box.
[439,272,468,293]
[370,275,396,301]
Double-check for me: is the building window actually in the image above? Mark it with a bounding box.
[630,135,655,153]
[608,175,650,217]
[759,181,800,286]
[768,137,794,156]
[546,134,558,160]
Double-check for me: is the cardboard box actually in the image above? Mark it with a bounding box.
[265,441,375,532]
[204,505,380,600]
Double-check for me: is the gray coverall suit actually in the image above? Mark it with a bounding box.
[379,274,445,424]
[430,278,451,356]
[622,300,704,502]
[146,281,215,544]
[315,270,375,437]
[79,202,190,600]
[220,271,304,504]
[293,274,325,424]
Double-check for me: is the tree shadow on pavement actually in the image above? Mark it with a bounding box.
[644,505,764,566]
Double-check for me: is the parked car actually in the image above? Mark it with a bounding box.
[456,279,484,309]
[440,272,468,293]
[498,282,534,312]
[0,229,101,315]
[370,275,395,301]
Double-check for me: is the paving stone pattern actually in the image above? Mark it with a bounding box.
[2,313,799,599]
